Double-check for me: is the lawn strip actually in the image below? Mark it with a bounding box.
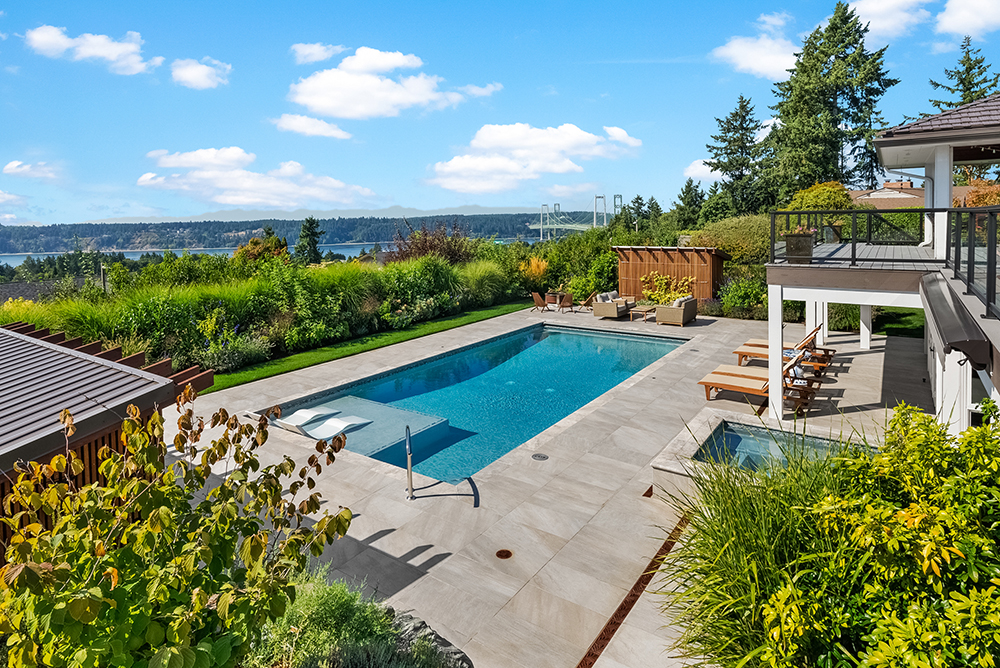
[205,300,532,393]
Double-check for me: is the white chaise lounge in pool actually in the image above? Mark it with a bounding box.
[302,415,373,441]
[274,407,341,432]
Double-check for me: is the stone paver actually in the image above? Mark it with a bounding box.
[165,309,932,667]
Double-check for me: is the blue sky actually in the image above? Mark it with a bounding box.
[0,0,998,225]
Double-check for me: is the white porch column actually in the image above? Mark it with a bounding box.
[818,302,829,346]
[924,161,936,246]
[933,145,952,259]
[860,304,872,350]
[805,299,817,334]
[768,283,784,421]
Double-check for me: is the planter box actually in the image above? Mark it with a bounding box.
[784,233,815,264]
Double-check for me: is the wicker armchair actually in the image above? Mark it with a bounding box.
[656,297,697,326]
[593,301,628,319]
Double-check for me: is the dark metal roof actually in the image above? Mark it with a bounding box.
[0,328,175,469]
[882,93,1000,138]
[920,273,991,370]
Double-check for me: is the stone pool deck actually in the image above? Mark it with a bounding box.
[165,309,932,668]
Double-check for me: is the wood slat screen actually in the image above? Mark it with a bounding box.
[0,411,153,563]
[614,246,727,302]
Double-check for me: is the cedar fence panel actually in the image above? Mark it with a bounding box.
[614,246,729,302]
[0,409,153,562]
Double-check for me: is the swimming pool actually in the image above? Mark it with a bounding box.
[274,325,682,482]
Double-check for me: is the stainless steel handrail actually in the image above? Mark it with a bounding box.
[405,425,415,501]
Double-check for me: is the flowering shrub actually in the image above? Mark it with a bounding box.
[640,271,695,304]
[779,224,818,237]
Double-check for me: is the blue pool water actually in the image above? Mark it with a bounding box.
[694,421,834,470]
[311,326,681,482]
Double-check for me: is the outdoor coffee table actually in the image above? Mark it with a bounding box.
[629,305,656,322]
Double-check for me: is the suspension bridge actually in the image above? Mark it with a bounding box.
[526,195,622,240]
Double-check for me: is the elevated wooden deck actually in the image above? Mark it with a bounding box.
[771,242,943,271]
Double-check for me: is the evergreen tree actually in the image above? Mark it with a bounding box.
[699,183,736,226]
[263,225,275,238]
[928,36,1000,183]
[930,36,1000,111]
[647,197,663,220]
[670,179,705,229]
[294,216,325,264]
[772,2,897,192]
[705,95,765,214]
[630,195,647,220]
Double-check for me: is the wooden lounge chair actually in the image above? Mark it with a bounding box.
[530,292,552,312]
[698,355,816,412]
[707,363,824,390]
[557,293,575,313]
[578,291,597,311]
[733,344,833,375]
[743,325,835,357]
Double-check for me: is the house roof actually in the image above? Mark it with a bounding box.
[882,93,1000,138]
[0,328,176,469]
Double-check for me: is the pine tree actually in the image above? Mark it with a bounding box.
[772,2,897,192]
[671,179,705,229]
[705,95,765,214]
[630,195,647,220]
[647,197,663,220]
[294,216,325,264]
[930,36,1000,111]
[929,36,1000,183]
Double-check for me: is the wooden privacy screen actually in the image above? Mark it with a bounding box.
[0,413,151,562]
[614,246,730,302]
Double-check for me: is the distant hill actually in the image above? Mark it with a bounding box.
[0,212,568,253]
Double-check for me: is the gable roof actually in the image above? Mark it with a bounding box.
[882,93,1000,138]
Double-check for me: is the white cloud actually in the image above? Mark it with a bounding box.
[338,46,422,73]
[171,57,231,89]
[0,189,24,204]
[459,82,503,97]
[24,25,163,75]
[146,147,255,169]
[683,159,722,182]
[757,11,793,32]
[272,113,352,139]
[546,183,599,198]
[289,46,480,119]
[604,126,642,147]
[851,0,931,42]
[711,13,798,80]
[3,160,57,179]
[430,123,641,194]
[936,0,1000,39]
[931,41,958,54]
[290,42,346,64]
[137,146,374,207]
[5,65,19,74]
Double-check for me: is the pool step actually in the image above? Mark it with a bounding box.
[296,395,450,458]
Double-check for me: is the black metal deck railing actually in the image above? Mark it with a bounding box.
[945,207,1000,319]
[769,207,950,266]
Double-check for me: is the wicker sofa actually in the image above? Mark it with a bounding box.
[592,291,636,319]
[656,296,697,326]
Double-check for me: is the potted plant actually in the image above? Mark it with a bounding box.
[782,225,818,264]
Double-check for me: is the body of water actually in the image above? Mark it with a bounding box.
[0,242,391,268]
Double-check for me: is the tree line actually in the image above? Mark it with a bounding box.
[0,213,550,254]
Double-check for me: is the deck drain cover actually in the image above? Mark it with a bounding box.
[532,453,549,461]
[496,549,513,559]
